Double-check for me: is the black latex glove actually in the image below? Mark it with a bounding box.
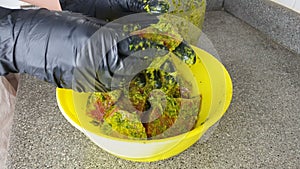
[0,7,194,92]
[59,0,169,21]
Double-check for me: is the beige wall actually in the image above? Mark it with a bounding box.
[272,0,300,13]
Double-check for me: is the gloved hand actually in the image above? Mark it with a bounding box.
[59,0,170,21]
[0,7,195,92]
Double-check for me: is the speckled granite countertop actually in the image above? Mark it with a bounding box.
[7,11,300,168]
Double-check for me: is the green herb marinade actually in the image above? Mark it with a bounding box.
[86,67,202,140]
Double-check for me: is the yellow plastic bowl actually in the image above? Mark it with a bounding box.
[56,47,233,162]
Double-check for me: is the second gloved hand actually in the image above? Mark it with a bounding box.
[59,0,170,21]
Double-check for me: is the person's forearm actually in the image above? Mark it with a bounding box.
[20,0,62,10]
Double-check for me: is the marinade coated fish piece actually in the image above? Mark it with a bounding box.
[144,96,201,139]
